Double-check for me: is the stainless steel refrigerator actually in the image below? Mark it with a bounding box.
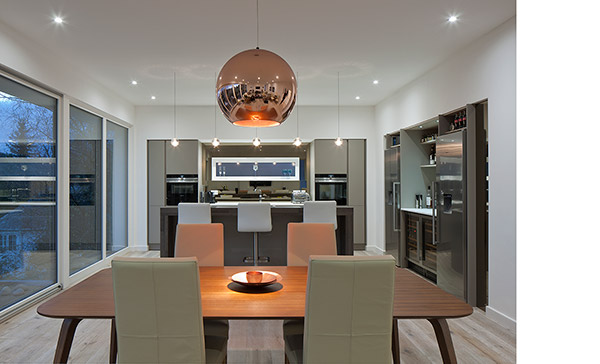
[435,130,467,300]
[384,148,401,264]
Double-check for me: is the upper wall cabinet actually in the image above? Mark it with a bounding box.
[313,139,348,174]
[166,140,198,175]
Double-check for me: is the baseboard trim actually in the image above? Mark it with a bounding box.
[354,243,366,251]
[486,305,516,331]
[365,245,386,255]
[129,245,150,252]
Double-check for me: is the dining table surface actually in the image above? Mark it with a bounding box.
[38,265,473,364]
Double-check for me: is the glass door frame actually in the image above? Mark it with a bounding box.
[62,99,132,289]
[0,69,62,319]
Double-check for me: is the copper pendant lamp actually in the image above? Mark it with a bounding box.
[216,0,297,128]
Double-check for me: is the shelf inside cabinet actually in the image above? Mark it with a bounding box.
[420,164,436,168]
[420,139,437,145]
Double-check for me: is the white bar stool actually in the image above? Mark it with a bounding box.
[303,200,337,229]
[178,202,212,224]
[237,203,272,265]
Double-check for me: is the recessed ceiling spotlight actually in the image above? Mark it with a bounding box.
[53,17,63,24]
[373,80,379,85]
[448,15,458,23]
[355,96,360,100]
[151,96,156,100]
[131,80,138,85]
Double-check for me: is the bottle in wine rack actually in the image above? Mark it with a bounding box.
[461,111,466,128]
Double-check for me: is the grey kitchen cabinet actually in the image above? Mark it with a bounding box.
[147,140,167,249]
[313,139,347,174]
[347,139,366,246]
[147,140,166,206]
[166,140,198,175]
[347,139,365,206]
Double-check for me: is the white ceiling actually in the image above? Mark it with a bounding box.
[0,0,515,106]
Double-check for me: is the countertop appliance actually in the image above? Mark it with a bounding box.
[384,148,401,264]
[166,174,198,206]
[314,174,347,206]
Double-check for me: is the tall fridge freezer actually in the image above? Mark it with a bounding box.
[436,128,486,306]
[384,148,401,264]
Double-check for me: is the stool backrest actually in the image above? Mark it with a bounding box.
[237,203,272,232]
[303,201,337,230]
[175,223,224,266]
[287,223,336,266]
[178,203,211,224]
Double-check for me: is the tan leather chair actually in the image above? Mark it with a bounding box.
[287,223,336,266]
[175,223,224,266]
[174,224,229,342]
[112,257,227,363]
[284,255,396,364]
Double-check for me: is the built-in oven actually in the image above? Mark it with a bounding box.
[166,174,198,206]
[314,174,347,206]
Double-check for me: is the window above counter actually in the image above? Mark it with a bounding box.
[211,157,300,181]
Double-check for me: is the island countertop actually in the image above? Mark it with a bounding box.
[159,204,354,265]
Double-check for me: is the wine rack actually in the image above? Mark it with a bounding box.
[404,211,437,277]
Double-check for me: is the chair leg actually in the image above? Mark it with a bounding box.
[253,232,259,266]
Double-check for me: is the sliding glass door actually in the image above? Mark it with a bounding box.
[0,75,57,311]
[69,106,102,274]
[106,121,128,256]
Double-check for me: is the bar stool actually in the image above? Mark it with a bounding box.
[178,202,211,224]
[238,203,272,266]
[303,200,337,229]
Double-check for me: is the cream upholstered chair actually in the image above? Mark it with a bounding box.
[178,203,212,224]
[175,223,224,266]
[284,255,396,364]
[303,200,337,230]
[112,257,227,364]
[287,223,336,266]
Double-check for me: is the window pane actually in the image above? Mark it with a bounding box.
[106,121,127,255]
[69,106,102,275]
[0,75,57,311]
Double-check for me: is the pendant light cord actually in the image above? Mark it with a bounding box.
[214,72,217,138]
[296,72,300,137]
[337,72,340,137]
[173,71,177,138]
[256,0,260,49]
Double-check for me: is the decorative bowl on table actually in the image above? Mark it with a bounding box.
[230,271,282,287]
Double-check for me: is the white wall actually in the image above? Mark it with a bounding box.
[132,105,376,249]
[374,17,516,328]
[0,20,134,122]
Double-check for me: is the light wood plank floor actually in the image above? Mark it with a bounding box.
[0,250,516,363]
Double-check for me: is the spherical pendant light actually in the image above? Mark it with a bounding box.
[216,48,297,127]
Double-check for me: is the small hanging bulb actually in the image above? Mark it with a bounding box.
[334,137,343,146]
[212,137,221,147]
[292,137,302,147]
[252,137,261,147]
[170,138,180,147]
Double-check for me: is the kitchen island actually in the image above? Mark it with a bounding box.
[159,202,354,265]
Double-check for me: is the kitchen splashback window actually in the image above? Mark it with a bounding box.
[0,74,57,312]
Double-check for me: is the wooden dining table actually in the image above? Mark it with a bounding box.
[37,266,472,364]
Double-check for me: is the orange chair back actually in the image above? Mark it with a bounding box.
[287,223,336,266]
[175,223,224,266]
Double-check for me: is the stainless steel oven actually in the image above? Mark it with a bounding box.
[166,174,198,206]
[314,174,347,206]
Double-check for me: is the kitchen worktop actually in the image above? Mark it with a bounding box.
[159,205,354,264]
[401,208,435,216]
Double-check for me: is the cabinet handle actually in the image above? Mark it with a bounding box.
[393,182,401,232]
[432,181,437,246]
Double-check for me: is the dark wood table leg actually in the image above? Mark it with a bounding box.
[110,319,117,364]
[392,318,401,364]
[53,318,82,364]
[428,318,457,364]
